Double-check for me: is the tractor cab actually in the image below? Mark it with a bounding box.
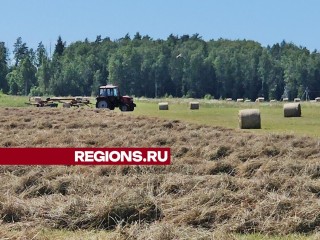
[99,86,119,98]
[96,85,136,111]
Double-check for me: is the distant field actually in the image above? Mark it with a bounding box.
[1,94,320,138]
[0,94,28,107]
[133,99,320,138]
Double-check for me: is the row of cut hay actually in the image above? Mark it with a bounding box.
[158,102,200,110]
[239,103,302,129]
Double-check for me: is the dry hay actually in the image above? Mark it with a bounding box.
[238,109,261,129]
[158,102,169,110]
[63,103,71,108]
[284,103,301,117]
[0,107,320,236]
[294,98,301,102]
[236,98,244,102]
[189,102,199,110]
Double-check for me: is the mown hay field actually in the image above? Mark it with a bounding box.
[1,96,320,239]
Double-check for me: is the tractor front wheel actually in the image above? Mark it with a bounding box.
[120,104,128,112]
[96,100,108,108]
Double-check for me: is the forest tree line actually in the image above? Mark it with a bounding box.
[1,33,320,101]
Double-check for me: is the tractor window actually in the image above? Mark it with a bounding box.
[113,88,118,97]
[100,89,107,97]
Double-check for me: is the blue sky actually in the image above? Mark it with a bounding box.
[1,0,320,54]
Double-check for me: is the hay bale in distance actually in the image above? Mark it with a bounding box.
[159,102,169,110]
[283,103,301,117]
[189,102,199,110]
[237,98,244,102]
[255,97,265,102]
[226,98,233,102]
[315,97,320,102]
[294,98,301,102]
[239,109,261,129]
[283,98,289,102]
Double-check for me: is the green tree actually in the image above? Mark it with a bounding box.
[54,36,65,56]
[0,42,9,92]
[13,37,28,66]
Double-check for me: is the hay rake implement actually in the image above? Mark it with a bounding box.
[26,96,92,108]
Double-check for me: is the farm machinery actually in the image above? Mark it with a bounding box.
[27,96,91,108]
[96,84,136,111]
[27,84,136,111]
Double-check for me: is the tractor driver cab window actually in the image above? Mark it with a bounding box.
[113,88,118,97]
[100,89,107,97]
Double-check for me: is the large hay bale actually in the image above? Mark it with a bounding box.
[283,103,301,117]
[255,97,264,102]
[239,109,261,129]
[294,98,301,102]
[315,97,320,102]
[158,102,169,110]
[189,102,199,110]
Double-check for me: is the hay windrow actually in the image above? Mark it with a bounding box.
[0,107,320,236]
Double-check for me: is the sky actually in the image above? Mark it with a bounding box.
[1,0,320,55]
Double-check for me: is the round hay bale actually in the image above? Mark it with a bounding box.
[237,98,244,102]
[189,102,199,110]
[294,98,301,102]
[226,98,233,102]
[63,103,71,108]
[283,103,301,117]
[315,97,320,102]
[255,97,264,102]
[158,102,169,110]
[283,98,289,102]
[239,109,261,129]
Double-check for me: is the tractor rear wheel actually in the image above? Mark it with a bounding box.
[97,100,108,108]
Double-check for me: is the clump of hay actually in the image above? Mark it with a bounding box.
[283,103,301,117]
[189,102,199,110]
[63,103,71,108]
[159,102,169,110]
[239,109,261,129]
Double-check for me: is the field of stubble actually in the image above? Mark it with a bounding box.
[0,107,320,239]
